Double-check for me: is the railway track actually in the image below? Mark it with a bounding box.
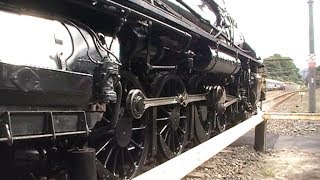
[266,90,286,98]
[262,91,299,112]
[265,90,287,100]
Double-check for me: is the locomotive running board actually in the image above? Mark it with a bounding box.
[134,111,265,180]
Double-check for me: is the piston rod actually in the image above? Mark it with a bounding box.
[127,89,239,119]
[126,89,208,119]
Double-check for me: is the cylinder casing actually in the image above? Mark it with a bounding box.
[194,46,241,75]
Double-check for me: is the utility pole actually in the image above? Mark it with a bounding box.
[308,0,316,113]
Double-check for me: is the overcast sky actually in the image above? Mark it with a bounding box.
[226,0,319,70]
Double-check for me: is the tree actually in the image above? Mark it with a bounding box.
[263,54,302,83]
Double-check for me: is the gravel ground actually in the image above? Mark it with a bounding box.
[267,119,320,136]
[184,89,320,180]
[184,145,264,180]
[185,119,320,180]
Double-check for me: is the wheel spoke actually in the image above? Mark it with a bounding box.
[96,137,113,155]
[156,117,170,121]
[101,116,111,123]
[174,131,182,149]
[120,148,125,177]
[112,148,120,176]
[166,131,172,146]
[160,123,169,134]
[130,139,143,150]
[125,148,137,168]
[132,126,146,131]
[174,131,181,151]
[208,117,212,134]
[177,126,186,134]
[127,146,135,151]
[104,146,115,168]
[171,132,176,152]
[164,128,170,142]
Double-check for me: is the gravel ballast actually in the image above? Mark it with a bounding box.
[267,119,320,136]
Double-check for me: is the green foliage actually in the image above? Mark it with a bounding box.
[263,54,302,83]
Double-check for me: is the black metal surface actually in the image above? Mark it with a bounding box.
[0,1,265,178]
[194,105,212,143]
[72,0,261,63]
[115,114,132,147]
[0,111,88,144]
[193,46,241,75]
[0,62,92,106]
[67,148,97,180]
[188,75,213,143]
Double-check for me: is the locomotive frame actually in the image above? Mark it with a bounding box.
[0,0,265,179]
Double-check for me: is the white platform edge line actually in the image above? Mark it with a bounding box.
[134,111,264,180]
[265,113,320,116]
[264,113,320,121]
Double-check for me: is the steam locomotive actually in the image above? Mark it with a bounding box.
[0,0,264,179]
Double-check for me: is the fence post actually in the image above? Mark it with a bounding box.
[254,119,266,152]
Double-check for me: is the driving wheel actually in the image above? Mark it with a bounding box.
[153,73,189,160]
[90,71,149,179]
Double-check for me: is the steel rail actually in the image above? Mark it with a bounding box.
[133,111,264,180]
[263,91,296,104]
[268,92,297,110]
[262,91,298,112]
